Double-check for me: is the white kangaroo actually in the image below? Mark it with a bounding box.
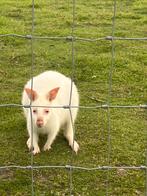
[22,71,79,155]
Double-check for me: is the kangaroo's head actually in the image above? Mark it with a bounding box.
[25,87,60,128]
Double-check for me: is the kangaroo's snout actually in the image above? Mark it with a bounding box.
[36,118,44,127]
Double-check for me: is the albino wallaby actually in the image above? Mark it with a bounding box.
[22,71,79,155]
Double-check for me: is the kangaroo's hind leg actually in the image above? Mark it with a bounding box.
[64,119,79,154]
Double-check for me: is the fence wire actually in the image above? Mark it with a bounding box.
[0,34,147,41]
[30,0,35,195]
[106,0,117,194]
[0,0,147,195]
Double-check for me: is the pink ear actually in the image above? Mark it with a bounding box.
[48,87,60,101]
[25,88,38,101]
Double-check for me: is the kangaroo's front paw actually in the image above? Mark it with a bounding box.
[27,138,32,150]
[70,140,80,154]
[27,138,40,155]
[33,146,40,155]
[43,143,51,151]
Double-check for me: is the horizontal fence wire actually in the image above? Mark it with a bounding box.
[0,34,147,41]
[0,104,147,109]
[0,165,147,170]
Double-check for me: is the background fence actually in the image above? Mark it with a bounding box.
[0,0,147,195]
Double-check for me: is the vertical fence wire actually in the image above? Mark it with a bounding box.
[106,0,116,195]
[69,0,76,195]
[30,0,35,195]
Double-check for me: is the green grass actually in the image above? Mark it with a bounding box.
[0,0,147,195]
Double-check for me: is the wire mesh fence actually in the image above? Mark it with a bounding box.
[0,0,147,195]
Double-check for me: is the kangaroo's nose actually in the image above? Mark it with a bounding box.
[36,118,44,127]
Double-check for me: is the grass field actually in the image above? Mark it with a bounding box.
[0,0,147,195]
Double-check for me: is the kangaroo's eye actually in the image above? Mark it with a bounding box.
[44,110,49,114]
[33,109,37,113]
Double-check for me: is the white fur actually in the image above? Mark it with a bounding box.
[22,71,79,155]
